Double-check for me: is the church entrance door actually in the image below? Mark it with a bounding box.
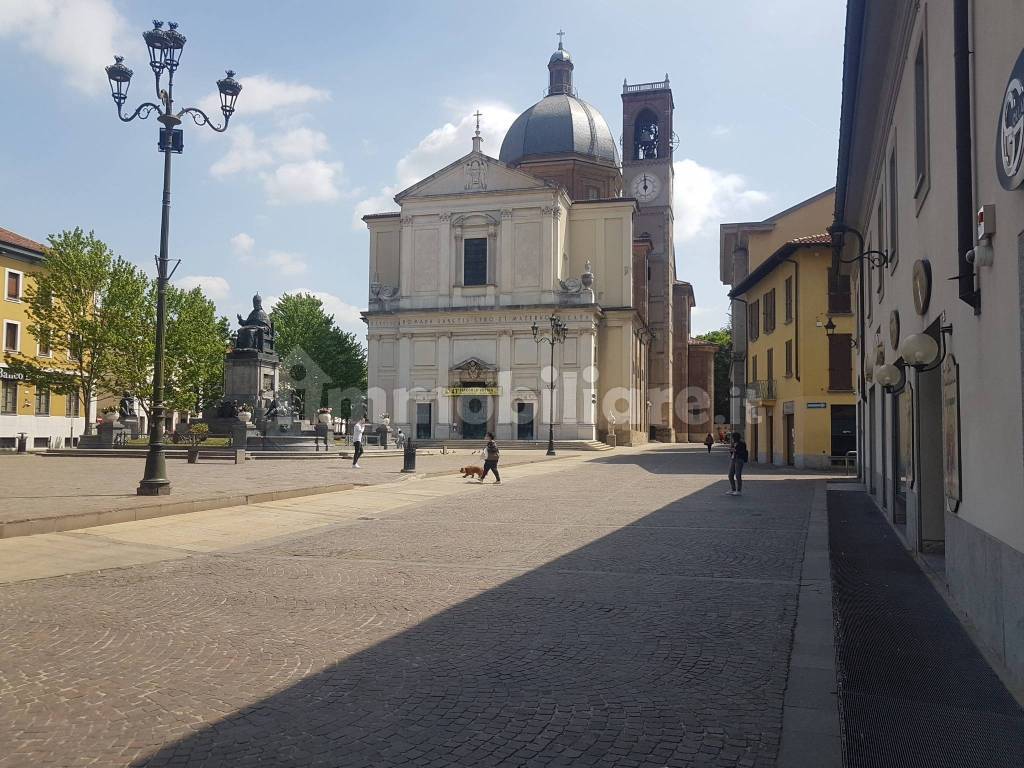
[516,402,535,441]
[460,395,489,440]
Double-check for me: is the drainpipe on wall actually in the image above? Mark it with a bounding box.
[954,0,980,313]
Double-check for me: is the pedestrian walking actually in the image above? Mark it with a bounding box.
[351,417,365,468]
[727,431,747,496]
[480,431,501,484]
[704,433,714,453]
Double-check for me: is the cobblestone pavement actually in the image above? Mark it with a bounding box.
[0,448,582,526]
[0,445,820,767]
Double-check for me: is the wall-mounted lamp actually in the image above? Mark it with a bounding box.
[822,316,858,347]
[898,324,953,372]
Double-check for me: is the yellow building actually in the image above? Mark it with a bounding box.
[724,192,856,469]
[1,226,86,450]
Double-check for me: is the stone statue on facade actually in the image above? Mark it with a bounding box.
[234,294,276,352]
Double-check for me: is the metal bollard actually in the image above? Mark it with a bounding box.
[401,438,417,473]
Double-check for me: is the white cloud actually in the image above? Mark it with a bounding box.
[0,0,132,94]
[263,160,342,205]
[673,158,769,241]
[271,127,329,161]
[210,126,273,178]
[265,291,366,340]
[175,275,231,301]
[230,232,255,258]
[264,250,308,275]
[199,74,328,116]
[352,103,517,230]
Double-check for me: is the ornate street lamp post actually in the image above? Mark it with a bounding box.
[105,21,241,496]
[532,315,568,456]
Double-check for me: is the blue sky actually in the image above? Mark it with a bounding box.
[0,0,845,338]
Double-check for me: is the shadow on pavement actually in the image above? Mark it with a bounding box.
[129,474,815,767]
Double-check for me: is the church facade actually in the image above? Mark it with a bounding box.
[362,41,714,444]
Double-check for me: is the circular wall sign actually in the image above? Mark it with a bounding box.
[889,309,901,350]
[997,48,1024,190]
[912,259,932,315]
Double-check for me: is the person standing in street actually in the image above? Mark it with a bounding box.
[704,433,714,453]
[727,431,747,496]
[480,431,501,484]
[352,417,366,468]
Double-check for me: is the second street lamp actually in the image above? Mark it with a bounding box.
[106,20,241,496]
[532,315,568,456]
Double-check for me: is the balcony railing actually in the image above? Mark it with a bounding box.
[623,78,670,94]
[748,379,777,402]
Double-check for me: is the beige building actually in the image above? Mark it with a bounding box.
[362,41,713,445]
[837,0,1024,685]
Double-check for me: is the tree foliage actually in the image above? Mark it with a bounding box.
[696,327,732,422]
[270,293,366,415]
[107,284,231,416]
[6,228,149,431]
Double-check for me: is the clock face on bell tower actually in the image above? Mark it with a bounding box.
[631,172,661,202]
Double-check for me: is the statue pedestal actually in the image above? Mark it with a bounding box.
[118,416,141,440]
[223,349,280,408]
[97,422,130,447]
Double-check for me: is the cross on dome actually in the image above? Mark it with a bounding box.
[557,29,565,49]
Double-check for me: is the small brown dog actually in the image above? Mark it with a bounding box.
[459,465,485,480]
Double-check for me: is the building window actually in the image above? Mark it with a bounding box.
[65,390,80,418]
[37,331,51,358]
[634,109,660,160]
[876,199,885,297]
[784,277,793,323]
[828,335,853,391]
[766,347,774,381]
[463,237,487,286]
[913,34,929,200]
[1,380,17,414]
[3,321,19,352]
[763,289,776,334]
[34,387,50,416]
[68,333,82,362]
[748,299,760,340]
[828,269,852,314]
[586,186,600,199]
[5,269,22,301]
[888,148,899,269]
[785,340,793,378]
[751,354,758,382]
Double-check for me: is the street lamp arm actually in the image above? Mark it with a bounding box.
[177,107,230,133]
[117,102,162,123]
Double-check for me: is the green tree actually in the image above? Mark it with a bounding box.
[270,293,366,414]
[7,228,149,434]
[696,327,732,422]
[106,284,231,417]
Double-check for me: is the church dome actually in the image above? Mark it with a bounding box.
[499,93,620,167]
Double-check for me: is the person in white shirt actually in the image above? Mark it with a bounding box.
[352,417,366,468]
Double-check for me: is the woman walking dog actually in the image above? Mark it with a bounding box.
[480,432,501,484]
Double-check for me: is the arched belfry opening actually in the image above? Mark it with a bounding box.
[633,109,660,160]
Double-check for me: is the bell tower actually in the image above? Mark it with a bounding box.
[622,76,677,441]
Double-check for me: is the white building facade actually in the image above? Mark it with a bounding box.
[837,0,1024,685]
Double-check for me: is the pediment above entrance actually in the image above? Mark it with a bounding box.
[450,357,497,384]
[395,152,554,202]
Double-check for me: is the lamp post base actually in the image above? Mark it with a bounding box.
[137,480,171,496]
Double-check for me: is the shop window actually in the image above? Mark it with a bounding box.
[1,380,17,414]
[34,387,50,416]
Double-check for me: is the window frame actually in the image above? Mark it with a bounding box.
[876,198,885,298]
[4,268,24,302]
[33,386,50,416]
[749,299,760,341]
[68,333,81,363]
[785,339,794,378]
[784,276,793,324]
[65,389,81,418]
[3,320,20,352]
[36,330,52,358]
[1,379,17,415]
[462,237,488,287]
[888,146,899,272]
[912,22,930,209]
